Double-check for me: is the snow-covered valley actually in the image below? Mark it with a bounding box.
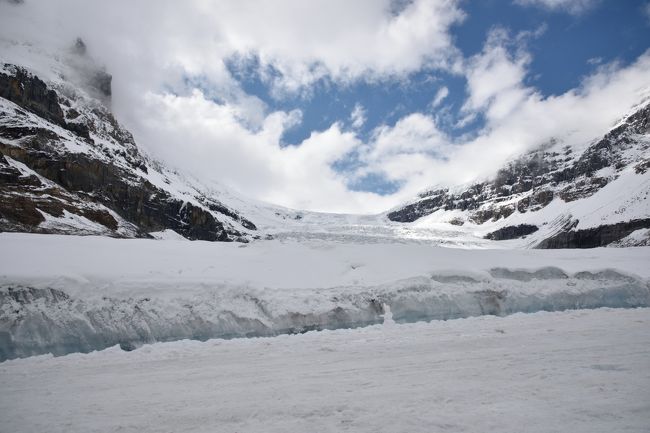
[1,3,650,431]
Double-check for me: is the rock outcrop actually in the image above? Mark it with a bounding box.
[485,224,539,241]
[536,218,650,249]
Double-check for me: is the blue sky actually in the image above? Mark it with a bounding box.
[2,0,649,212]
[199,0,650,200]
[226,0,650,194]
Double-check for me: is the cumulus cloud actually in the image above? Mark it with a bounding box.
[462,29,532,122]
[135,89,400,212]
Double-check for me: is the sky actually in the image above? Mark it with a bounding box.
[1,0,650,213]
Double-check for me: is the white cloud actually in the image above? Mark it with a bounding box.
[461,28,532,121]
[357,47,650,202]
[134,89,400,213]
[350,104,366,129]
[0,0,467,213]
[0,0,466,101]
[513,0,600,15]
[430,86,449,108]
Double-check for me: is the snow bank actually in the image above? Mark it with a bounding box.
[2,266,648,361]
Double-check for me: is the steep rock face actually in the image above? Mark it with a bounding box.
[485,224,538,241]
[0,154,135,236]
[536,218,650,249]
[388,103,650,247]
[0,67,91,139]
[0,65,256,240]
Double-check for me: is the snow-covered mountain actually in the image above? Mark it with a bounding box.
[0,52,258,241]
[388,102,650,247]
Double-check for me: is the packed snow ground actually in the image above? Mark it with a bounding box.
[2,233,650,293]
[1,308,649,433]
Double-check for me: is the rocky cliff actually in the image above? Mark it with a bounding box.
[0,64,256,241]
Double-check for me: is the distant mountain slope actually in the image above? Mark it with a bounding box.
[387,102,650,248]
[0,63,257,241]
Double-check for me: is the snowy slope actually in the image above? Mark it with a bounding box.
[389,103,650,247]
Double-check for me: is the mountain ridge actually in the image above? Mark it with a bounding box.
[387,101,650,247]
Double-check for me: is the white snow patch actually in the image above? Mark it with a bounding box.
[37,209,112,236]
[148,229,188,241]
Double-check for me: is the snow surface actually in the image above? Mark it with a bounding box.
[1,308,648,433]
[2,233,649,292]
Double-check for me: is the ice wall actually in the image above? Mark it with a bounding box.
[1,267,648,361]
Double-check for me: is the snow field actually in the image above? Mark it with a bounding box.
[0,308,648,433]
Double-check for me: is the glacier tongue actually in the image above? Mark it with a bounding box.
[2,267,648,361]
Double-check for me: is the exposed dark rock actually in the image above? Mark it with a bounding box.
[0,65,254,241]
[471,205,515,224]
[0,151,122,234]
[559,177,608,202]
[485,224,539,241]
[635,159,650,174]
[1,142,241,240]
[517,190,554,213]
[0,66,65,125]
[201,197,257,231]
[0,66,91,139]
[0,286,70,305]
[449,217,464,226]
[536,218,650,249]
[387,189,447,222]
